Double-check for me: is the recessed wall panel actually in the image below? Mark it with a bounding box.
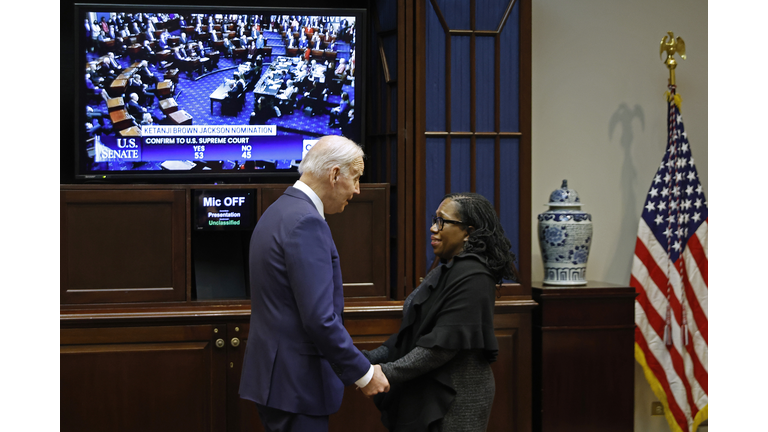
[450,35,471,132]
[477,138,496,204]
[499,1,521,132]
[476,36,496,132]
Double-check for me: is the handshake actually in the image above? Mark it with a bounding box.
[360,364,390,397]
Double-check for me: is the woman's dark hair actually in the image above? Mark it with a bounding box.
[443,192,520,283]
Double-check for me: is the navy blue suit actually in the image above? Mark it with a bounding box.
[240,187,369,418]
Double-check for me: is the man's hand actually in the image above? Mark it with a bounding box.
[361,364,390,397]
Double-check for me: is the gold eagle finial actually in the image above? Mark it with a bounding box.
[660,32,686,85]
[660,31,686,61]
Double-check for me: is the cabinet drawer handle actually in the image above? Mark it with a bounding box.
[231,337,241,348]
[215,338,225,348]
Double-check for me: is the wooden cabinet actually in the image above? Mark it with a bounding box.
[60,322,227,432]
[60,184,533,431]
[60,311,396,432]
[60,188,187,304]
[60,184,390,304]
[531,282,637,432]
[60,313,263,432]
[61,302,533,432]
[60,184,392,431]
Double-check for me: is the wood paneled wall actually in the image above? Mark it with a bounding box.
[419,0,531,295]
[61,301,533,432]
[366,0,531,298]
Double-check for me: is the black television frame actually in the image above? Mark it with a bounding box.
[66,2,367,183]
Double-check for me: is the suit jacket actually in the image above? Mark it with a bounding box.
[137,67,158,85]
[239,187,370,416]
[126,99,145,118]
[227,79,244,98]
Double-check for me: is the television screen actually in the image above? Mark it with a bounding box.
[74,4,364,180]
[194,189,255,230]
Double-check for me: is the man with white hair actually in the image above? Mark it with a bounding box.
[84,73,109,103]
[240,136,390,432]
[158,29,170,49]
[136,60,159,86]
[126,93,147,120]
[106,52,123,74]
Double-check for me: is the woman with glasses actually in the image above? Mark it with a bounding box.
[364,192,519,432]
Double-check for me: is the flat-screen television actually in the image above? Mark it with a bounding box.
[69,3,365,181]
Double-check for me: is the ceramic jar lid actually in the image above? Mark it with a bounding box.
[547,179,582,207]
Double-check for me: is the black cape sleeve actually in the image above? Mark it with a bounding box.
[413,258,498,362]
[374,254,498,431]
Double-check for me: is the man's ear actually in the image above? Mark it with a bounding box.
[330,166,341,184]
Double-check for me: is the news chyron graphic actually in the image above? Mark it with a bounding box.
[95,125,299,165]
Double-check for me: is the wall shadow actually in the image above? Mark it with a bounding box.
[607,103,645,282]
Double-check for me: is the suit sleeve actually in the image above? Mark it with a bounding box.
[284,213,370,385]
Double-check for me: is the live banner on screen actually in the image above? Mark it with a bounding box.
[631,85,708,432]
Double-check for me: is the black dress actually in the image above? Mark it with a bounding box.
[365,253,498,432]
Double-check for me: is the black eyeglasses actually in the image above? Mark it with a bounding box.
[431,216,465,231]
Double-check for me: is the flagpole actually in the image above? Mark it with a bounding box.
[660,31,686,85]
[633,32,707,432]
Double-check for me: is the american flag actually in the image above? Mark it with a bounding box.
[631,85,708,432]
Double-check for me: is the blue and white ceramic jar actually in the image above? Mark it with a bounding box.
[538,180,592,285]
